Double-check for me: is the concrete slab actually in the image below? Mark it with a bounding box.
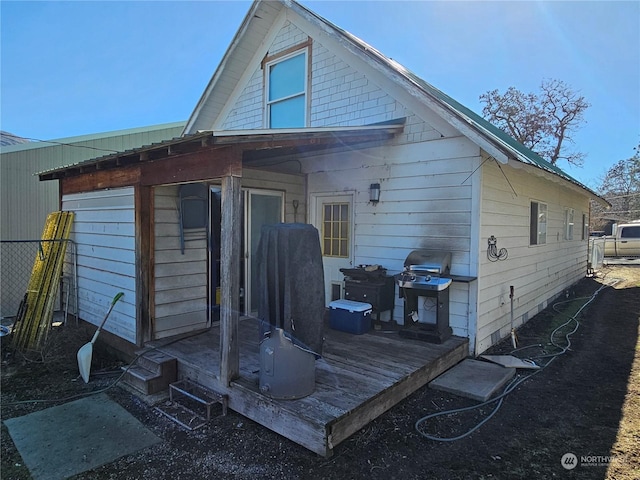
[480,354,540,369]
[4,393,160,480]
[429,358,516,402]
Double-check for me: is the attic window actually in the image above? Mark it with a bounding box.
[265,50,307,128]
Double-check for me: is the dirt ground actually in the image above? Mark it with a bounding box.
[2,265,639,480]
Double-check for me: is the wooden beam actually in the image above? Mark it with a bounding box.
[61,165,141,196]
[219,174,242,385]
[140,147,238,186]
[135,185,153,345]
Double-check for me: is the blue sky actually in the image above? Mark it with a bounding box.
[1,1,638,188]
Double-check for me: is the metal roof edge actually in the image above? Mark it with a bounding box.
[207,122,405,137]
[37,123,405,179]
[1,121,186,154]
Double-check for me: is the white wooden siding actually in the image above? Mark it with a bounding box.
[304,136,481,337]
[475,159,589,353]
[62,188,136,343]
[154,185,209,339]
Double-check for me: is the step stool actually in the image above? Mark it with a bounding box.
[170,379,228,419]
[155,379,228,430]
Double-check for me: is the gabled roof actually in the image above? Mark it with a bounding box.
[185,0,605,204]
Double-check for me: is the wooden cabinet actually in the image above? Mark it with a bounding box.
[344,276,395,317]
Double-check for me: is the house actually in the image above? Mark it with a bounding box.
[38,0,606,455]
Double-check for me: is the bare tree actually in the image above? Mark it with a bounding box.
[480,79,590,167]
[592,143,640,228]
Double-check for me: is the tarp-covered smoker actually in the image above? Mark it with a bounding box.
[256,223,325,399]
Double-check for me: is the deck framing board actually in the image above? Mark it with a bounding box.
[151,322,469,457]
[326,339,468,448]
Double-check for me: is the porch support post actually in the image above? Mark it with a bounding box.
[220,173,242,385]
[135,184,152,346]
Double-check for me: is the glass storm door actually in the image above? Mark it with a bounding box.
[246,190,284,315]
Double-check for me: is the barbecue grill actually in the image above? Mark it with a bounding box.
[395,250,453,343]
[396,251,452,291]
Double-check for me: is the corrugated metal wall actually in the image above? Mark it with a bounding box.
[0,122,184,241]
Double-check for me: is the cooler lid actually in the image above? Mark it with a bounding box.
[329,299,372,312]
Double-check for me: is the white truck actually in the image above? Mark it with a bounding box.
[603,222,640,257]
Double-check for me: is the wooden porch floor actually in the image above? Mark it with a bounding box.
[150,317,468,456]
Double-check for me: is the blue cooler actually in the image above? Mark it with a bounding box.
[329,300,372,334]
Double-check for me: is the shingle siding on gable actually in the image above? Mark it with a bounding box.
[310,42,405,127]
[221,70,263,130]
[220,20,440,143]
[270,20,308,55]
[222,21,308,130]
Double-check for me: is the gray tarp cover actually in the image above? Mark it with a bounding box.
[256,223,325,355]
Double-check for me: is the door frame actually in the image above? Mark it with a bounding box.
[209,186,285,320]
[310,192,355,305]
[244,188,285,316]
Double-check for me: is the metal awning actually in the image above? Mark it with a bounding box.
[38,123,405,181]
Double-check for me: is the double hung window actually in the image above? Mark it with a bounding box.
[266,50,307,128]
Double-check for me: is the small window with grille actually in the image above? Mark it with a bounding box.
[322,203,349,257]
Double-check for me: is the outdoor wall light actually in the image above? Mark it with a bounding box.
[369,183,381,204]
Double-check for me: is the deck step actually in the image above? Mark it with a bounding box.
[122,352,177,395]
[136,350,177,376]
[154,379,228,430]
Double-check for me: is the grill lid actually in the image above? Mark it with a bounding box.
[404,250,451,275]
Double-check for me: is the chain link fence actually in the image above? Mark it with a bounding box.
[0,239,77,323]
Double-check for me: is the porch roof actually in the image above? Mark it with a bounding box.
[38,123,404,181]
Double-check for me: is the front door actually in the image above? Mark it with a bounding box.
[312,193,354,305]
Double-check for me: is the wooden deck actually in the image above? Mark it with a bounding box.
[150,317,468,456]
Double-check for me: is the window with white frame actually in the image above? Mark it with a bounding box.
[564,208,575,240]
[265,50,307,128]
[530,201,547,245]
